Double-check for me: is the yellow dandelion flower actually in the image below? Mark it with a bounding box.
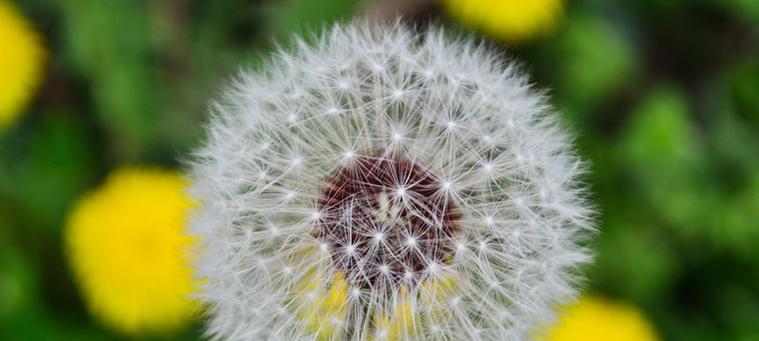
[536,295,660,341]
[372,287,416,341]
[297,271,350,340]
[442,0,564,43]
[65,168,198,334]
[0,1,45,130]
[297,272,420,341]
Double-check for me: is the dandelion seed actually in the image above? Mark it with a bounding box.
[189,22,593,341]
[406,237,418,247]
[351,287,362,298]
[345,244,356,255]
[379,264,390,274]
[442,181,452,190]
[484,216,495,226]
[373,232,386,242]
[291,156,303,166]
[395,186,407,198]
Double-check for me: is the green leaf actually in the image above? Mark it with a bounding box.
[620,86,698,169]
[728,58,759,127]
[0,112,98,229]
[56,1,158,161]
[263,0,360,44]
[617,86,705,226]
[555,13,638,119]
[591,220,680,303]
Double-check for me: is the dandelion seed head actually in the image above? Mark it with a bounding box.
[189,22,593,341]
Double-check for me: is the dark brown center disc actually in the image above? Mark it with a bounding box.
[315,152,461,289]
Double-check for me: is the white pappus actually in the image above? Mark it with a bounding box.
[188,22,595,341]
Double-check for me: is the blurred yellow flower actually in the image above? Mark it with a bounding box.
[536,295,659,341]
[442,0,564,43]
[0,1,44,130]
[65,168,198,334]
[294,265,460,340]
[297,271,350,340]
[297,272,417,341]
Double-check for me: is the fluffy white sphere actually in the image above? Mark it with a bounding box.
[189,23,594,341]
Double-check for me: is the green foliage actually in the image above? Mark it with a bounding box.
[554,12,638,121]
[617,87,706,232]
[620,87,696,167]
[0,112,98,229]
[56,1,158,161]
[591,219,680,305]
[263,0,361,42]
[723,0,759,22]
[728,58,759,125]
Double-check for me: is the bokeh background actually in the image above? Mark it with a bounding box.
[1,0,758,340]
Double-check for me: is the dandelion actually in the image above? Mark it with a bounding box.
[0,0,45,130]
[65,168,198,334]
[536,296,659,341]
[189,23,593,340]
[441,0,564,43]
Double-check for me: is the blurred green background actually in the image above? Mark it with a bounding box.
[1,0,758,340]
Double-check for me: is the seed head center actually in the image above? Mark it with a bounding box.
[316,152,461,288]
